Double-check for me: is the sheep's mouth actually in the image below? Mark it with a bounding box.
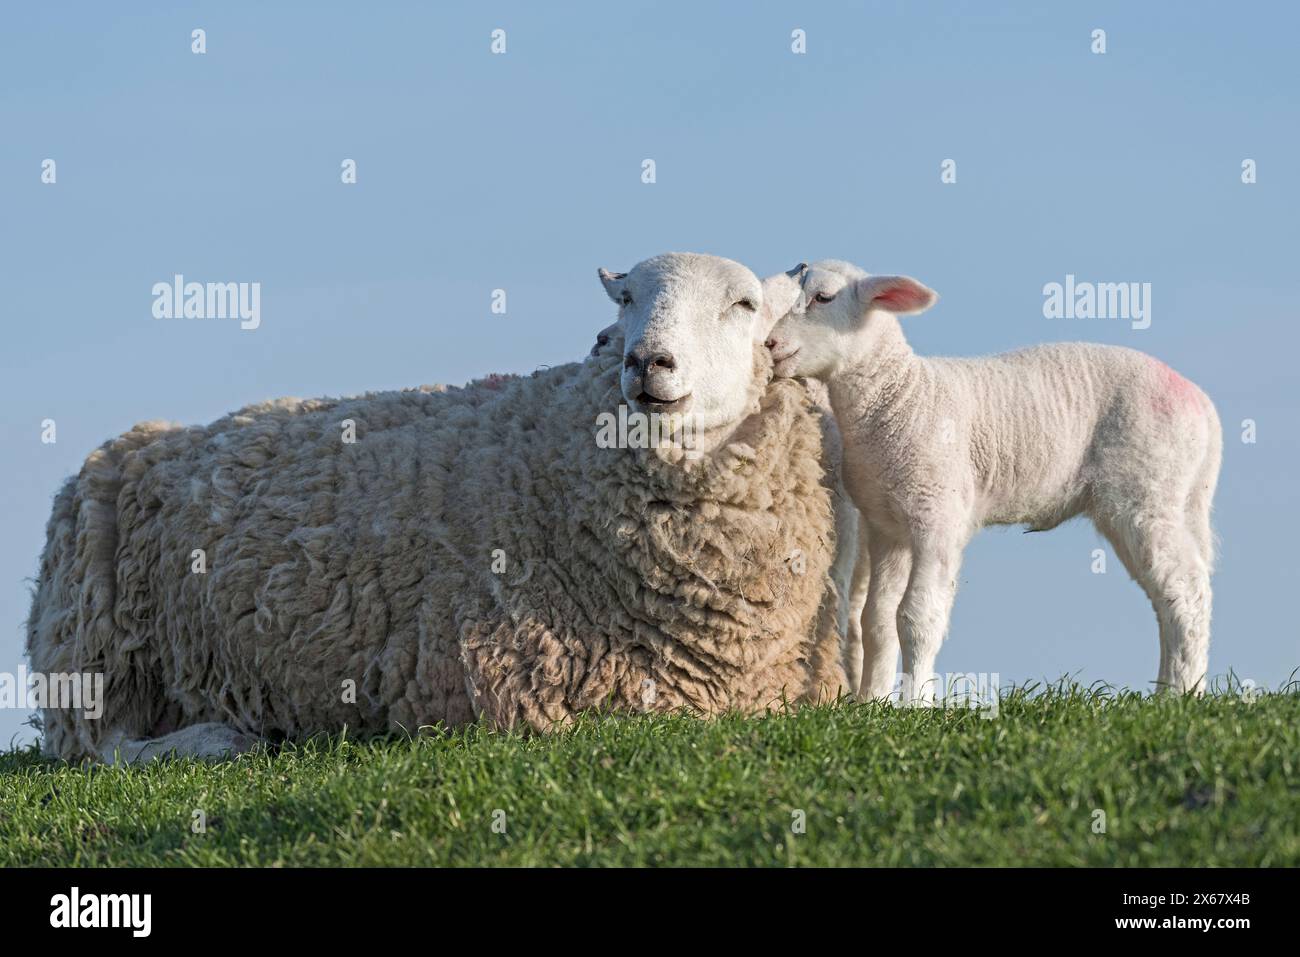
[771,348,801,377]
[635,391,693,414]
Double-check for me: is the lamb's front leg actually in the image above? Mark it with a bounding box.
[859,531,911,701]
[897,535,964,705]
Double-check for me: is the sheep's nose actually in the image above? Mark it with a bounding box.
[647,352,676,371]
[624,351,676,372]
[763,337,778,350]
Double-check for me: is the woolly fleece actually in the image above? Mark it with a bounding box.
[28,341,846,760]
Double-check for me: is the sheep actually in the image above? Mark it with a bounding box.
[761,268,870,690]
[765,260,1222,702]
[590,322,620,357]
[594,302,866,688]
[27,252,849,763]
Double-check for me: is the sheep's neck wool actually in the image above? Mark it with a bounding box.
[28,342,846,758]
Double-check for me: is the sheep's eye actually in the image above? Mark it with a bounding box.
[620,291,633,306]
[596,334,609,346]
[813,292,836,305]
[734,299,756,312]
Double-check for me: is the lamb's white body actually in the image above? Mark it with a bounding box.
[767,261,1222,701]
[803,378,868,691]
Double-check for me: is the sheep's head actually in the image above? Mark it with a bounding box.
[589,322,620,358]
[598,252,785,435]
[764,260,938,379]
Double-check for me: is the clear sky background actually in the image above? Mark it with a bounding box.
[2,2,1296,747]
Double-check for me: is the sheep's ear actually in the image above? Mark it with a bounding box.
[598,268,628,304]
[854,275,937,316]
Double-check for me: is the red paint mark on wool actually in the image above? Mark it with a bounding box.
[1148,356,1201,415]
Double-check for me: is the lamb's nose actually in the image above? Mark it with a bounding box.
[764,337,778,350]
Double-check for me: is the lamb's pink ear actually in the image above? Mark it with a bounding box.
[854,275,937,315]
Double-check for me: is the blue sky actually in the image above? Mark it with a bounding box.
[2,1,1296,746]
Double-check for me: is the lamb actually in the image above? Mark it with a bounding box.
[765,260,1222,702]
[803,378,869,691]
[27,252,848,763]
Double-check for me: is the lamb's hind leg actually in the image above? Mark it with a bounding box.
[1165,556,1213,694]
[1098,509,1211,695]
[98,723,260,765]
[1155,517,1213,694]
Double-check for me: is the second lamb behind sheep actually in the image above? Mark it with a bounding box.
[765,260,1222,702]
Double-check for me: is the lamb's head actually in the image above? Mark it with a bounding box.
[598,252,781,434]
[764,260,938,379]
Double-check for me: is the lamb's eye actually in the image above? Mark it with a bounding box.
[596,334,609,346]
[734,299,756,312]
[813,292,836,305]
[620,291,633,306]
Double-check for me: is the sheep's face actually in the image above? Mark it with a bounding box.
[598,253,771,434]
[589,321,620,358]
[765,260,937,379]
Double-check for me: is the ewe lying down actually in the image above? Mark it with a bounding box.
[28,253,848,763]
[592,304,868,693]
[766,261,1222,701]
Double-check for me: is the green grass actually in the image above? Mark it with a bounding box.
[2,685,1297,866]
